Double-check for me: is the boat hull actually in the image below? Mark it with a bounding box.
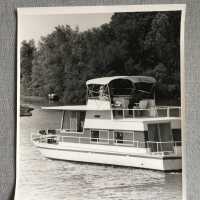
[33,141,181,172]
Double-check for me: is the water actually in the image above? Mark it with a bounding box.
[16,107,182,200]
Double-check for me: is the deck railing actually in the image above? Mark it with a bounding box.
[112,106,181,119]
[31,133,181,155]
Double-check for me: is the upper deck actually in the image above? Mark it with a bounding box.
[42,105,181,119]
[42,105,181,132]
[43,75,180,117]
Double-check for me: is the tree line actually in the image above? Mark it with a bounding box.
[20,11,181,105]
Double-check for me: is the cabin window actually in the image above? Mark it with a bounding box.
[87,85,109,100]
[62,111,77,131]
[133,131,145,142]
[91,130,99,143]
[109,79,133,96]
[148,123,173,142]
[77,112,85,132]
[70,112,77,131]
[132,131,146,148]
[172,129,181,142]
[148,123,173,152]
[114,132,124,143]
[113,131,134,145]
[90,130,109,144]
[99,130,109,144]
[134,82,154,99]
[62,111,85,133]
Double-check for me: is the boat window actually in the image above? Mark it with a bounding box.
[91,130,99,142]
[109,79,133,96]
[134,131,145,142]
[47,129,56,135]
[62,111,79,132]
[114,132,124,144]
[90,130,109,144]
[172,129,181,142]
[77,111,85,132]
[38,129,47,135]
[134,82,154,99]
[148,123,173,152]
[87,84,109,100]
[70,112,77,132]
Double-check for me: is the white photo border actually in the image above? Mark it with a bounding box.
[16,4,186,199]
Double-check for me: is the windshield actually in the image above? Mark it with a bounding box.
[87,84,109,100]
[135,82,154,95]
[109,79,133,96]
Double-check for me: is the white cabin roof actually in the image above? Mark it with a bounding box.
[86,76,156,85]
[41,105,110,111]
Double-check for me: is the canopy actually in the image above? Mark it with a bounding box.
[86,76,156,85]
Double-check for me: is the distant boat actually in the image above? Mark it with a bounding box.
[48,93,59,101]
[20,105,34,117]
[32,76,181,171]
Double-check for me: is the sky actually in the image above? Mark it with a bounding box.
[19,13,113,45]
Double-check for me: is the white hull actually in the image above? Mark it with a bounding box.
[33,142,182,171]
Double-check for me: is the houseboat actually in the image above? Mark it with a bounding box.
[31,76,182,171]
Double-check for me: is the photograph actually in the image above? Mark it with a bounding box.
[16,5,185,200]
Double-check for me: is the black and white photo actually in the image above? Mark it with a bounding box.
[16,5,185,200]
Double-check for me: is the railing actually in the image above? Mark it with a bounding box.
[31,133,59,144]
[112,106,181,119]
[37,129,83,135]
[146,141,181,154]
[31,133,181,155]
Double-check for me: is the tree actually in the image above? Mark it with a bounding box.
[20,40,36,95]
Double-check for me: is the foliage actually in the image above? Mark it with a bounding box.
[20,11,181,105]
[20,40,36,95]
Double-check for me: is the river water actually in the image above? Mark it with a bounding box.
[16,106,182,200]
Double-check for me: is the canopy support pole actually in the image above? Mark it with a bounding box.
[60,111,65,129]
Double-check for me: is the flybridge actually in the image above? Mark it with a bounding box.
[43,76,157,111]
[42,76,180,119]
